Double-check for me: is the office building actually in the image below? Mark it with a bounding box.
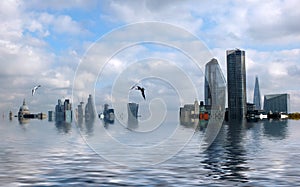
[205,58,226,110]
[48,111,54,121]
[253,76,261,110]
[128,102,139,120]
[85,94,96,121]
[263,94,290,113]
[227,49,247,120]
[77,101,84,120]
[55,99,72,122]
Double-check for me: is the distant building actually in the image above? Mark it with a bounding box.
[48,111,54,121]
[194,99,199,115]
[77,101,84,121]
[205,58,226,110]
[55,99,72,122]
[102,104,115,123]
[18,99,46,123]
[253,76,261,110]
[263,94,290,113]
[128,102,139,120]
[247,103,255,112]
[179,99,200,120]
[227,49,247,120]
[85,94,96,121]
[18,99,30,119]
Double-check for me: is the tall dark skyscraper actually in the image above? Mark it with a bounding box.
[227,49,247,120]
[253,76,261,110]
[205,58,226,109]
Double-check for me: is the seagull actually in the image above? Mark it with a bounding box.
[32,85,41,96]
[130,85,146,100]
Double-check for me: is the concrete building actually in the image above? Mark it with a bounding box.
[179,99,200,120]
[263,94,290,113]
[227,49,247,120]
[194,99,199,116]
[253,76,261,110]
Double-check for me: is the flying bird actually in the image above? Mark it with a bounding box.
[130,85,146,100]
[32,85,41,96]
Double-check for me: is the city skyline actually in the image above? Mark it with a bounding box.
[1,1,300,113]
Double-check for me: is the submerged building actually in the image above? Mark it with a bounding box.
[128,102,139,120]
[85,94,96,121]
[205,58,226,110]
[179,99,201,120]
[77,101,84,121]
[253,76,261,110]
[18,99,30,119]
[227,49,247,120]
[263,94,290,113]
[55,99,72,122]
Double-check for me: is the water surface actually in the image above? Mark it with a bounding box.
[1,118,300,186]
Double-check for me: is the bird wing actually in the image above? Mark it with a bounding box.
[32,89,35,96]
[141,90,146,100]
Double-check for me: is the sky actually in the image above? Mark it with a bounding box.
[1,0,300,115]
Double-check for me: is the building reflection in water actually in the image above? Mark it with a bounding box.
[127,102,139,130]
[127,117,138,130]
[84,117,95,136]
[55,121,71,134]
[202,120,249,183]
[201,119,289,182]
[103,118,115,129]
[263,119,288,139]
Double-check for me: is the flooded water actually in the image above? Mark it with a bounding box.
[1,118,300,186]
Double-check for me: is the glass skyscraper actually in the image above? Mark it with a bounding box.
[263,93,290,113]
[253,76,261,110]
[227,49,247,120]
[205,58,226,109]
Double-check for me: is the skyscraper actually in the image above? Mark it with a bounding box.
[227,49,247,120]
[205,58,226,109]
[253,76,261,110]
[55,99,72,122]
[85,94,96,121]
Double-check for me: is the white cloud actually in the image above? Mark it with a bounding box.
[1,0,300,114]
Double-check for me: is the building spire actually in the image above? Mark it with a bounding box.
[253,76,261,110]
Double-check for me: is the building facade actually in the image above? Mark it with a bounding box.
[227,49,247,120]
[253,76,261,110]
[85,94,96,121]
[205,58,226,110]
[77,101,84,121]
[55,99,72,122]
[18,99,30,119]
[263,94,290,113]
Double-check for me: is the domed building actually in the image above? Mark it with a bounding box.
[18,99,30,119]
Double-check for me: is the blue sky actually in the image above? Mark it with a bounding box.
[1,0,300,115]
